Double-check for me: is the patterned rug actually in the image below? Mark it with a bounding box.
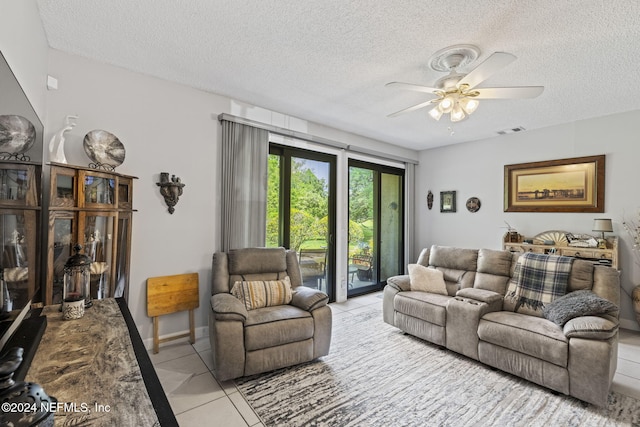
[236,307,640,427]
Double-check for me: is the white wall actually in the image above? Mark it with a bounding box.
[45,49,417,344]
[0,0,49,119]
[416,110,640,330]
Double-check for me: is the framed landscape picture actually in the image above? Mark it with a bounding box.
[504,155,605,212]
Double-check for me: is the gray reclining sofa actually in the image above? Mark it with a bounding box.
[383,245,620,406]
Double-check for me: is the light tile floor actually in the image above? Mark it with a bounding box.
[149,292,640,426]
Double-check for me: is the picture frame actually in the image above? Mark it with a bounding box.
[504,155,605,212]
[440,191,456,213]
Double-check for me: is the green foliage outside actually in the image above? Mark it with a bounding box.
[267,156,331,251]
[267,157,375,254]
[266,155,280,247]
[349,167,374,255]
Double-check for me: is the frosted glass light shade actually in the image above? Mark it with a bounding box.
[450,104,466,122]
[460,98,479,114]
[439,96,454,113]
[428,106,443,120]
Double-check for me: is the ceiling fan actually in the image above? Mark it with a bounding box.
[386,44,544,122]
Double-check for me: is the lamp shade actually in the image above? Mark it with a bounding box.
[592,218,613,233]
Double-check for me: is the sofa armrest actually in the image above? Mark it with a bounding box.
[456,288,503,312]
[563,315,619,340]
[211,293,248,322]
[386,274,411,292]
[291,287,329,311]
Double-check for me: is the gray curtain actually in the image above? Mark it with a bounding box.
[220,120,269,251]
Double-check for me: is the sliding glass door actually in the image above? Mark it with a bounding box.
[267,144,336,301]
[348,160,404,297]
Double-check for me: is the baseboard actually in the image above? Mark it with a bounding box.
[142,326,209,351]
[619,318,640,332]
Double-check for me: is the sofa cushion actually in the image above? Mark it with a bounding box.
[430,267,475,295]
[394,291,450,326]
[408,264,447,295]
[472,272,511,295]
[477,248,513,277]
[429,246,478,271]
[244,305,313,351]
[478,311,568,367]
[228,247,288,275]
[231,276,293,310]
[542,289,618,326]
[473,249,513,294]
[566,259,595,292]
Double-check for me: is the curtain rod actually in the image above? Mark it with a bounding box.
[218,113,419,165]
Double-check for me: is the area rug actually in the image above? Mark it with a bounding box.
[235,307,640,427]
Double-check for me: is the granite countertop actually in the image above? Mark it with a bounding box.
[26,298,160,426]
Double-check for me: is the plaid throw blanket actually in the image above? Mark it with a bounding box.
[507,252,573,311]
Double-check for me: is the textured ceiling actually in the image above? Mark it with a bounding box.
[36,0,640,151]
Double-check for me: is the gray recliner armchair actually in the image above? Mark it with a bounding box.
[209,247,332,381]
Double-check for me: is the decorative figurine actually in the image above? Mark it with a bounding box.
[427,191,434,210]
[48,115,78,164]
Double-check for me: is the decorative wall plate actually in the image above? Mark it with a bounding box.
[83,130,125,167]
[0,115,36,154]
[466,197,481,212]
[533,230,569,246]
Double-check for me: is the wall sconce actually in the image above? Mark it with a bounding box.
[156,172,185,214]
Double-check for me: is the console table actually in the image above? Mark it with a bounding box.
[25,298,178,426]
[503,230,618,269]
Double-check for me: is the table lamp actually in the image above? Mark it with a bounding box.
[592,218,613,249]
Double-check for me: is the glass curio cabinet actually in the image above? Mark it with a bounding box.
[46,163,136,305]
[0,161,40,314]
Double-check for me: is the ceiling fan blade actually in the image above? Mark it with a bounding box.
[385,81,439,94]
[458,52,517,90]
[473,86,544,99]
[387,99,436,118]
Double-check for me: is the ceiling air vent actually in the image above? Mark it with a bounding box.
[497,126,526,135]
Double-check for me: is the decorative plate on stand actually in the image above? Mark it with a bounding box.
[0,115,36,155]
[83,130,125,170]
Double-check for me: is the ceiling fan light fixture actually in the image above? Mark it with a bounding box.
[428,106,443,121]
[460,97,479,115]
[450,104,466,122]
[387,47,544,123]
[439,96,455,113]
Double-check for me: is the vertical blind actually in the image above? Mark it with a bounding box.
[220,120,269,251]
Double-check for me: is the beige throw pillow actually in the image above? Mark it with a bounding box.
[408,264,448,295]
[231,276,293,310]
